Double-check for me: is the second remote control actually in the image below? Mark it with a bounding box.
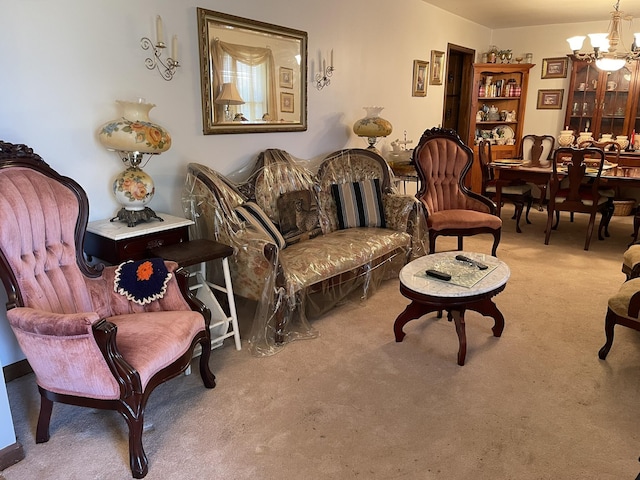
[455,254,488,270]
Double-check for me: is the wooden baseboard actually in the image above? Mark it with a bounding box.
[0,441,24,470]
[3,359,32,382]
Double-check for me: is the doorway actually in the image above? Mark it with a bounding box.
[442,44,475,143]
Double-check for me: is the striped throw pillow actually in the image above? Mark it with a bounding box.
[331,179,386,229]
[235,202,287,250]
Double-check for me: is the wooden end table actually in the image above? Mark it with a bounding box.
[394,252,510,365]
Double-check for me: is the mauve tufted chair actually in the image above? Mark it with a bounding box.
[413,128,502,257]
[0,141,215,478]
[413,127,502,255]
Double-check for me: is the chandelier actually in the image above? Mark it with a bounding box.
[567,0,640,72]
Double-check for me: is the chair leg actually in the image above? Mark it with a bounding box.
[120,397,149,479]
[491,229,500,256]
[457,236,463,251]
[584,211,597,250]
[544,206,554,245]
[36,394,54,443]
[513,201,524,233]
[524,196,533,224]
[598,203,613,241]
[429,232,437,254]
[198,337,216,389]
[598,309,617,360]
[553,210,560,230]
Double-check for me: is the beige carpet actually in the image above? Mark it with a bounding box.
[3,208,640,480]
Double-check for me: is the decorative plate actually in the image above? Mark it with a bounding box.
[491,125,515,140]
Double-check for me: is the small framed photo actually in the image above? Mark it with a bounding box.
[279,67,293,88]
[412,60,428,97]
[541,57,568,79]
[280,92,294,113]
[429,50,445,85]
[537,89,564,109]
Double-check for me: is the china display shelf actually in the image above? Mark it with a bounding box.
[478,97,521,101]
[476,121,517,125]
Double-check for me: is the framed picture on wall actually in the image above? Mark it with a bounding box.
[429,50,445,85]
[541,57,568,79]
[536,89,564,109]
[280,92,294,113]
[279,67,293,88]
[412,60,428,97]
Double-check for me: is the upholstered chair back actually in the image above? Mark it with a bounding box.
[0,165,95,314]
[316,148,391,233]
[413,130,490,215]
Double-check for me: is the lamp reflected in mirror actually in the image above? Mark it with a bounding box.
[214,82,245,122]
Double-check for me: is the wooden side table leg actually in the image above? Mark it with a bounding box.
[468,298,505,337]
[394,301,438,342]
[450,309,467,366]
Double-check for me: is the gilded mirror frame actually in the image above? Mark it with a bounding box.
[197,8,308,134]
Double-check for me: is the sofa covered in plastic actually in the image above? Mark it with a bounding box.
[182,148,426,356]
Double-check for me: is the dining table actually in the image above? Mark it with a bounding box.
[490,158,640,245]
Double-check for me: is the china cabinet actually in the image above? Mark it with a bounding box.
[468,63,534,192]
[563,58,640,142]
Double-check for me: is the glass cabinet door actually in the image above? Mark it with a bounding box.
[567,62,600,134]
[599,65,634,137]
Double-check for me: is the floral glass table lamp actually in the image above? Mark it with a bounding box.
[353,106,393,149]
[97,99,171,226]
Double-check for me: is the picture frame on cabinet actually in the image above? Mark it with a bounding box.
[541,57,568,79]
[537,89,564,109]
[430,50,445,85]
[412,60,428,97]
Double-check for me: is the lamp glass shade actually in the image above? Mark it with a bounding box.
[595,57,626,71]
[98,100,171,154]
[214,83,245,105]
[588,33,609,50]
[567,36,586,51]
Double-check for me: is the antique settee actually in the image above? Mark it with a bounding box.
[182,148,426,355]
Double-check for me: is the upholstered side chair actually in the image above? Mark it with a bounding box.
[413,127,502,255]
[0,141,216,478]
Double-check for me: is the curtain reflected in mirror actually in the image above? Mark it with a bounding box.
[197,8,308,134]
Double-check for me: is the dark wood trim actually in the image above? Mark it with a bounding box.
[3,359,32,382]
[0,441,25,470]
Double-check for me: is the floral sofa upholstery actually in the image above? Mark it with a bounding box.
[182,148,426,356]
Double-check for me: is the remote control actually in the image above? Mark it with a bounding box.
[426,269,451,281]
[455,254,488,270]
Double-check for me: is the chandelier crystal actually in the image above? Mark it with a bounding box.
[567,0,640,72]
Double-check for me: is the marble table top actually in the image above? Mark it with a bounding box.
[399,251,510,299]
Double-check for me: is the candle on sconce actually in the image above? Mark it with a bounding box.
[156,15,164,45]
[330,49,333,68]
[323,59,326,73]
[171,35,178,61]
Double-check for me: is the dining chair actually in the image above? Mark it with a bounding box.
[478,140,532,233]
[0,141,216,478]
[518,134,555,210]
[544,146,609,251]
[413,127,501,255]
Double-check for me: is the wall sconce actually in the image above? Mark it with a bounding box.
[315,49,334,90]
[141,15,180,81]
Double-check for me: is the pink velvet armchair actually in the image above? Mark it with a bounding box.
[0,141,215,478]
[413,127,502,255]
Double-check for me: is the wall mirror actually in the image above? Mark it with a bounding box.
[197,8,308,134]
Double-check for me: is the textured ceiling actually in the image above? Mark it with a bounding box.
[422,0,640,29]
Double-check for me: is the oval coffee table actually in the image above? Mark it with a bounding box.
[394,251,510,365]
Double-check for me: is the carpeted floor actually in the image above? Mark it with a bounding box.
[3,207,640,479]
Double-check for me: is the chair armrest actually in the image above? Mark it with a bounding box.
[464,188,498,215]
[7,308,100,336]
[628,290,640,318]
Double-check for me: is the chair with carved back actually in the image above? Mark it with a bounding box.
[478,139,532,233]
[413,127,502,255]
[544,146,609,250]
[517,134,555,210]
[0,141,216,478]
